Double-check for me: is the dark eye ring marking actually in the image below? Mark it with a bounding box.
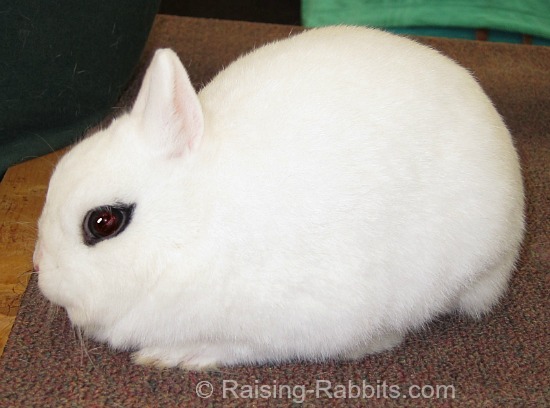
[83,203,136,246]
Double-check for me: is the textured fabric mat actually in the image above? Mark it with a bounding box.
[0,15,548,407]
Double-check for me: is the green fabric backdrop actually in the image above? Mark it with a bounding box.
[0,0,160,178]
[302,0,550,43]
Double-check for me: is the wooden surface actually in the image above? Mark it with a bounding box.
[0,151,61,356]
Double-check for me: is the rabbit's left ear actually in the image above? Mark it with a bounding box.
[132,48,204,157]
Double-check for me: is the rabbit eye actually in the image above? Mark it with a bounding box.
[83,204,135,246]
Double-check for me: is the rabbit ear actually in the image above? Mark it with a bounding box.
[131,48,204,157]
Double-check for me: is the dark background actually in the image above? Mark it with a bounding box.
[159,0,301,25]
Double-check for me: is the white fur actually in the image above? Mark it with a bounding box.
[34,26,525,370]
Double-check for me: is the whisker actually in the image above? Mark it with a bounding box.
[14,221,38,232]
[32,133,58,156]
[19,141,60,170]
[46,303,60,325]
[75,326,97,369]
[38,296,98,369]
[74,326,84,365]
[3,220,39,230]
[14,269,36,288]
[18,269,37,276]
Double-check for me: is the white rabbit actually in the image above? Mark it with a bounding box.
[34,26,524,370]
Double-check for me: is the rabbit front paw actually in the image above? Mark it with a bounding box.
[132,345,221,371]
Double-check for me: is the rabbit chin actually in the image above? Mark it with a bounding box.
[64,306,104,337]
[66,306,141,351]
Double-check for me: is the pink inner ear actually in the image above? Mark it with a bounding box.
[133,49,204,158]
[171,69,204,155]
